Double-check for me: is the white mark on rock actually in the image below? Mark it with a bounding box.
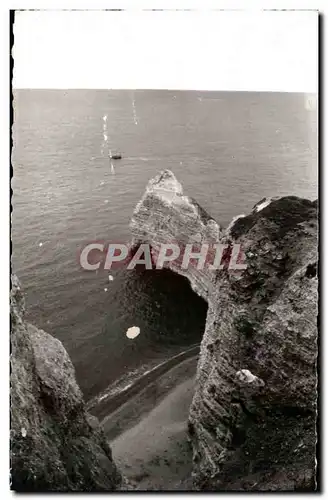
[39,242,43,247]
[235,369,265,386]
[104,287,108,292]
[236,369,257,383]
[104,199,109,204]
[126,326,140,339]
[255,199,271,213]
[108,274,114,282]
[21,427,27,438]
[100,180,105,186]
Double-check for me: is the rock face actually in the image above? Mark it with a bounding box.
[130,170,318,491]
[10,275,121,492]
[130,169,221,300]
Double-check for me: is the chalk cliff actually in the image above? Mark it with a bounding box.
[10,275,121,492]
[130,169,221,300]
[130,170,318,491]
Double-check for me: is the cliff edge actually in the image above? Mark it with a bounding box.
[10,275,122,492]
[130,170,318,491]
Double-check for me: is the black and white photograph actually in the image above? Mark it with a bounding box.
[10,7,319,492]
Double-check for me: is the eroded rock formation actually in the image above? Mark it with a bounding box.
[130,169,221,300]
[10,275,121,492]
[130,170,318,491]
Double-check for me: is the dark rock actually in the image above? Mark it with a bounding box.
[10,277,122,492]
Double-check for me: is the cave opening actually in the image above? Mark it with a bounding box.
[87,265,208,423]
[128,266,208,347]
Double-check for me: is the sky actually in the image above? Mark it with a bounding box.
[12,9,318,92]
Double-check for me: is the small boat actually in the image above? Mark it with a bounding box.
[109,153,122,160]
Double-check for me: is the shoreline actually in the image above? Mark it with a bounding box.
[102,356,198,443]
[88,344,200,422]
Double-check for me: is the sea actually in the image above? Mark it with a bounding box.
[12,90,317,404]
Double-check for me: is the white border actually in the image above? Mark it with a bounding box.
[1,5,10,497]
[2,0,324,498]
[12,9,318,91]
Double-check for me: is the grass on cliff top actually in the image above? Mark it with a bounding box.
[231,197,317,240]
